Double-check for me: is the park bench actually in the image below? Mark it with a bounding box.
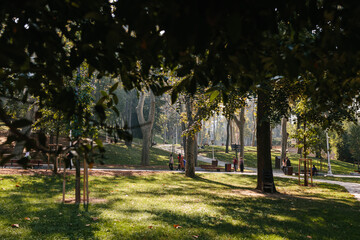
[199,164,223,172]
[3,159,44,169]
[294,170,314,176]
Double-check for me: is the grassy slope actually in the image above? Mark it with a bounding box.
[92,142,171,167]
[199,146,356,174]
[0,173,359,240]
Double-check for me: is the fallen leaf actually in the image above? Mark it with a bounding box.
[192,235,199,239]
[173,224,182,229]
[91,217,99,221]
[148,226,153,229]
[15,185,20,187]
[33,217,39,220]
[24,217,31,221]
[11,224,19,228]
[307,236,312,239]
[85,224,91,227]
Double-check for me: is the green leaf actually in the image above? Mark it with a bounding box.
[94,139,104,148]
[209,90,220,102]
[112,94,119,105]
[12,119,32,128]
[100,91,108,97]
[109,82,119,93]
[97,97,106,105]
[112,106,120,116]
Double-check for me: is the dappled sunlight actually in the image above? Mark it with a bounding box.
[1,172,360,239]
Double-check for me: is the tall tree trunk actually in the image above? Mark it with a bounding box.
[252,108,257,146]
[185,96,195,177]
[230,120,233,145]
[303,120,308,186]
[136,91,156,166]
[280,117,288,165]
[233,107,245,159]
[297,116,302,155]
[181,103,187,156]
[256,88,276,193]
[194,133,198,167]
[53,126,60,174]
[75,157,81,204]
[239,107,245,159]
[270,126,273,149]
[225,118,230,153]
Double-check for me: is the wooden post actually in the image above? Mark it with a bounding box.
[86,160,89,204]
[83,157,86,204]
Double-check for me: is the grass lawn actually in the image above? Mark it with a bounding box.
[0,172,359,239]
[92,142,171,168]
[199,146,356,174]
[313,176,360,184]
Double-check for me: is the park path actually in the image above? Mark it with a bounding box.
[156,144,360,202]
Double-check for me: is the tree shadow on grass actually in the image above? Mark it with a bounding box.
[92,174,360,240]
[0,174,102,239]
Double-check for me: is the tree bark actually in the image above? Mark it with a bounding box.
[233,107,245,159]
[270,126,273,149]
[256,88,276,193]
[303,120,308,186]
[181,103,187,156]
[239,107,245,159]
[136,91,156,166]
[225,118,230,153]
[194,133,198,167]
[75,157,81,204]
[297,116,302,155]
[230,120,233,145]
[185,96,195,177]
[280,117,288,167]
[252,103,257,147]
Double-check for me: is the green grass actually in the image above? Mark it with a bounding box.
[93,142,171,167]
[199,146,356,174]
[0,172,359,239]
[313,176,360,184]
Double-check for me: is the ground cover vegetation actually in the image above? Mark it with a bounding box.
[0,172,359,240]
[92,142,171,168]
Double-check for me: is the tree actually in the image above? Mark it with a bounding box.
[280,117,288,166]
[136,91,156,166]
[348,124,360,170]
[233,107,246,160]
[2,1,360,194]
[256,85,276,192]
